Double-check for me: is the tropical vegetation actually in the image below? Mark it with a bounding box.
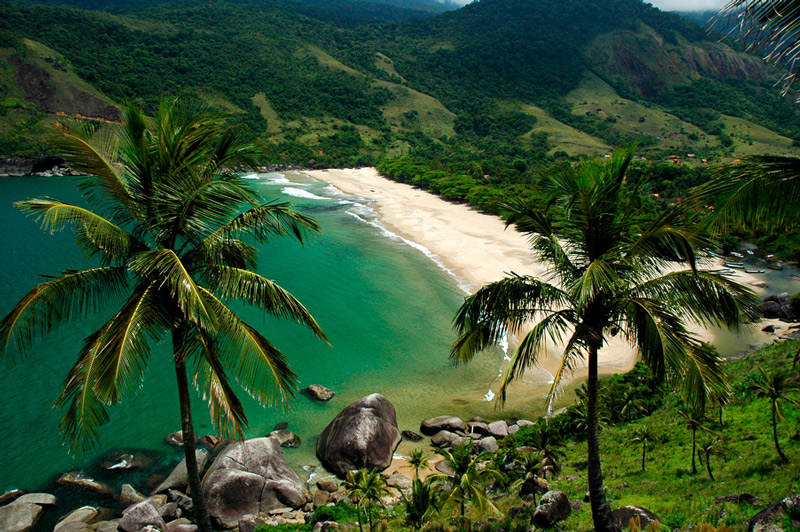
[450,147,760,532]
[0,98,327,532]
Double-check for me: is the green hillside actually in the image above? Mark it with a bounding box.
[0,0,798,169]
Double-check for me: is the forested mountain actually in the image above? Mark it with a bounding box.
[1,0,798,172]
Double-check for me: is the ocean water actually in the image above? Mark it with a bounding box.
[0,171,796,512]
[0,172,532,498]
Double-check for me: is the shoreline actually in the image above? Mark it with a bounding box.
[303,167,640,383]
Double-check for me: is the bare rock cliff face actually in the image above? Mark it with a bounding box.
[10,58,121,122]
[587,25,771,98]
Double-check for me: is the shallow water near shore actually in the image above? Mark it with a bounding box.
[0,171,797,510]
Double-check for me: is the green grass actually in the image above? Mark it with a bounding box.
[376,79,456,138]
[550,341,800,531]
[516,102,610,157]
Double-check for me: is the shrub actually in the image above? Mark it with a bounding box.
[311,501,359,523]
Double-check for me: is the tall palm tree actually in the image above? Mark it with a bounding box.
[344,468,391,532]
[750,367,800,463]
[631,426,654,473]
[0,99,327,532]
[431,442,501,518]
[678,407,715,474]
[451,148,759,532]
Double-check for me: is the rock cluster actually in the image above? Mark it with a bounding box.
[0,493,55,532]
[419,415,534,453]
[761,293,797,322]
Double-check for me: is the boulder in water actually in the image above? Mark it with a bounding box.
[303,385,335,402]
[152,450,210,494]
[0,501,44,532]
[420,416,466,435]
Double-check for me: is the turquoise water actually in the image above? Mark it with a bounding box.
[1,172,798,504]
[0,172,526,495]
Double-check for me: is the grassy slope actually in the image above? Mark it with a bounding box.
[518,102,610,157]
[550,341,800,531]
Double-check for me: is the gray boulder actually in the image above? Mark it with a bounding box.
[385,473,412,490]
[476,436,499,453]
[431,430,458,448]
[54,506,99,532]
[119,500,167,532]
[516,419,535,428]
[14,493,55,506]
[487,420,509,439]
[316,393,401,477]
[238,514,269,532]
[303,385,335,402]
[613,505,661,529]
[532,491,571,528]
[0,502,43,532]
[750,495,800,532]
[420,416,466,436]
[153,450,210,494]
[57,472,113,495]
[316,479,339,493]
[121,484,147,506]
[401,430,422,442]
[203,437,309,529]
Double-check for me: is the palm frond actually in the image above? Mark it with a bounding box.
[713,0,800,95]
[93,283,166,403]
[197,287,298,407]
[203,266,327,342]
[0,266,127,359]
[452,275,569,363]
[16,199,144,261]
[695,155,800,232]
[189,327,248,440]
[632,270,761,329]
[570,259,618,307]
[626,207,708,272]
[187,237,258,270]
[496,310,577,405]
[54,327,112,452]
[208,202,322,244]
[129,249,216,329]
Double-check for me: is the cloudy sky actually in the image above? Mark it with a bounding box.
[447,0,729,11]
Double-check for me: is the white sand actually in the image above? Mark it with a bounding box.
[303,168,777,394]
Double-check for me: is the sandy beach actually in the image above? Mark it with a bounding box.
[304,167,642,382]
[303,167,782,391]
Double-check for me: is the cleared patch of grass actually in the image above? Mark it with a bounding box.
[516,102,610,157]
[302,46,363,77]
[252,92,283,134]
[376,80,456,138]
[722,115,800,158]
[375,52,406,83]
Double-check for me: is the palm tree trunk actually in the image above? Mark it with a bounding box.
[173,328,212,532]
[587,343,619,532]
[691,428,697,474]
[772,399,790,463]
[705,450,715,481]
[356,500,364,532]
[641,441,646,472]
[367,501,373,532]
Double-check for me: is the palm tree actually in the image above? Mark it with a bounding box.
[0,99,327,532]
[407,448,430,480]
[512,449,545,505]
[698,436,726,481]
[678,407,715,474]
[344,468,391,532]
[713,0,800,97]
[451,148,759,532]
[431,442,501,518]
[750,367,800,463]
[402,477,440,529]
[525,423,566,479]
[631,426,654,473]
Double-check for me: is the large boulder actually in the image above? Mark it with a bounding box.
[761,301,782,319]
[613,506,661,529]
[0,501,44,532]
[203,437,309,529]
[750,495,800,532]
[487,420,509,439]
[316,393,401,477]
[420,416,466,436]
[532,491,571,528]
[57,472,113,495]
